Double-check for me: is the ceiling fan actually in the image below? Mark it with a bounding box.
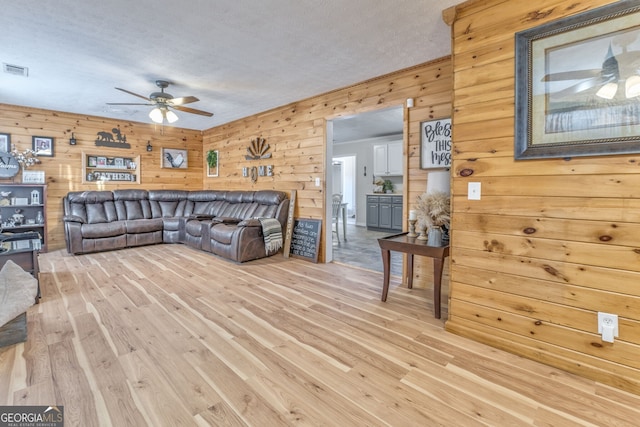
[107,80,213,124]
[542,36,640,100]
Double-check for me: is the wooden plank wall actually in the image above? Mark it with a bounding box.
[0,104,204,251]
[447,0,640,394]
[202,59,452,264]
[0,58,452,269]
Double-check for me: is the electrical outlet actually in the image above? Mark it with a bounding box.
[598,312,619,343]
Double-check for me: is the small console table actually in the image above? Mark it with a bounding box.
[378,232,449,319]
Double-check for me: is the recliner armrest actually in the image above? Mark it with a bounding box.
[212,217,242,224]
[63,214,86,224]
[189,214,214,220]
[237,218,261,227]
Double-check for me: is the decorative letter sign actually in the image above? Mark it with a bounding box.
[420,118,452,169]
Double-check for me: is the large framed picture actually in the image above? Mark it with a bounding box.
[420,118,451,169]
[32,136,54,157]
[515,1,640,159]
[0,133,10,152]
[161,148,188,169]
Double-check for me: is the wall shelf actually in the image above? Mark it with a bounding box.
[82,151,140,184]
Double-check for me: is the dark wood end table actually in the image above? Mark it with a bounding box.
[378,232,449,318]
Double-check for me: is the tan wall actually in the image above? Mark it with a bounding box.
[202,59,453,264]
[0,104,204,251]
[447,0,640,394]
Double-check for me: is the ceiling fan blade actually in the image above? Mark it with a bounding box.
[550,76,602,98]
[106,102,154,106]
[542,69,601,82]
[169,96,199,106]
[115,87,151,101]
[171,105,213,117]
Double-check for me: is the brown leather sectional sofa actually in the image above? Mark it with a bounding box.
[62,189,289,262]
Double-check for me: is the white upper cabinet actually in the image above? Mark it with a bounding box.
[373,141,403,176]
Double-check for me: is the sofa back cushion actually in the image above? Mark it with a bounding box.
[113,190,151,220]
[219,190,287,221]
[65,191,118,224]
[185,190,228,216]
[148,190,188,218]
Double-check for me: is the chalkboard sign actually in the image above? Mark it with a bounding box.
[290,218,322,263]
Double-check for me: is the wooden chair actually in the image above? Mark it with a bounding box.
[331,194,343,242]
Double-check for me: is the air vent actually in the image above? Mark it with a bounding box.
[3,63,28,77]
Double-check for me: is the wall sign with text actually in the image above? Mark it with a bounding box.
[420,118,451,169]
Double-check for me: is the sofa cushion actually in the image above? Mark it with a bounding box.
[149,190,188,218]
[81,222,126,238]
[210,223,236,245]
[185,219,204,237]
[86,204,107,223]
[125,218,163,234]
[114,189,152,220]
[66,191,118,224]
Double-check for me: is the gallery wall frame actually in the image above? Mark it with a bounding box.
[161,148,188,169]
[0,133,10,153]
[515,0,640,159]
[32,136,54,157]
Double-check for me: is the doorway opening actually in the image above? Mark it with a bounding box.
[325,106,404,276]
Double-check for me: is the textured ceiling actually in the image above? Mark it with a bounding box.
[2,0,458,132]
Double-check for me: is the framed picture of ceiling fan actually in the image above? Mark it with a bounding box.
[515,1,640,159]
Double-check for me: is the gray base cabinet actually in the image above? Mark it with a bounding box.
[367,195,402,232]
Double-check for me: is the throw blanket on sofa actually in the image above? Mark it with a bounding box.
[259,218,283,253]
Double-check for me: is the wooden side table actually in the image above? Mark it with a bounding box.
[378,232,449,318]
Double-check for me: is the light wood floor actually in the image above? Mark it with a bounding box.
[2,245,640,426]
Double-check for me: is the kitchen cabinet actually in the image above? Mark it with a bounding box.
[0,183,48,252]
[373,141,403,176]
[367,195,402,231]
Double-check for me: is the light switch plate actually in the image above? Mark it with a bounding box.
[468,182,481,200]
[315,177,320,187]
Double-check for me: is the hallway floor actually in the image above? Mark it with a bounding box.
[331,221,403,277]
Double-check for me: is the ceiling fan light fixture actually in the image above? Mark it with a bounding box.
[596,82,618,100]
[149,107,164,123]
[625,75,640,98]
[166,109,179,123]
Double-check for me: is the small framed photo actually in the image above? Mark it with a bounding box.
[97,156,107,166]
[114,158,124,168]
[161,148,188,169]
[32,136,54,157]
[0,133,10,153]
[88,156,97,167]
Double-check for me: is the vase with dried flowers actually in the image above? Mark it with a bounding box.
[414,190,450,245]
